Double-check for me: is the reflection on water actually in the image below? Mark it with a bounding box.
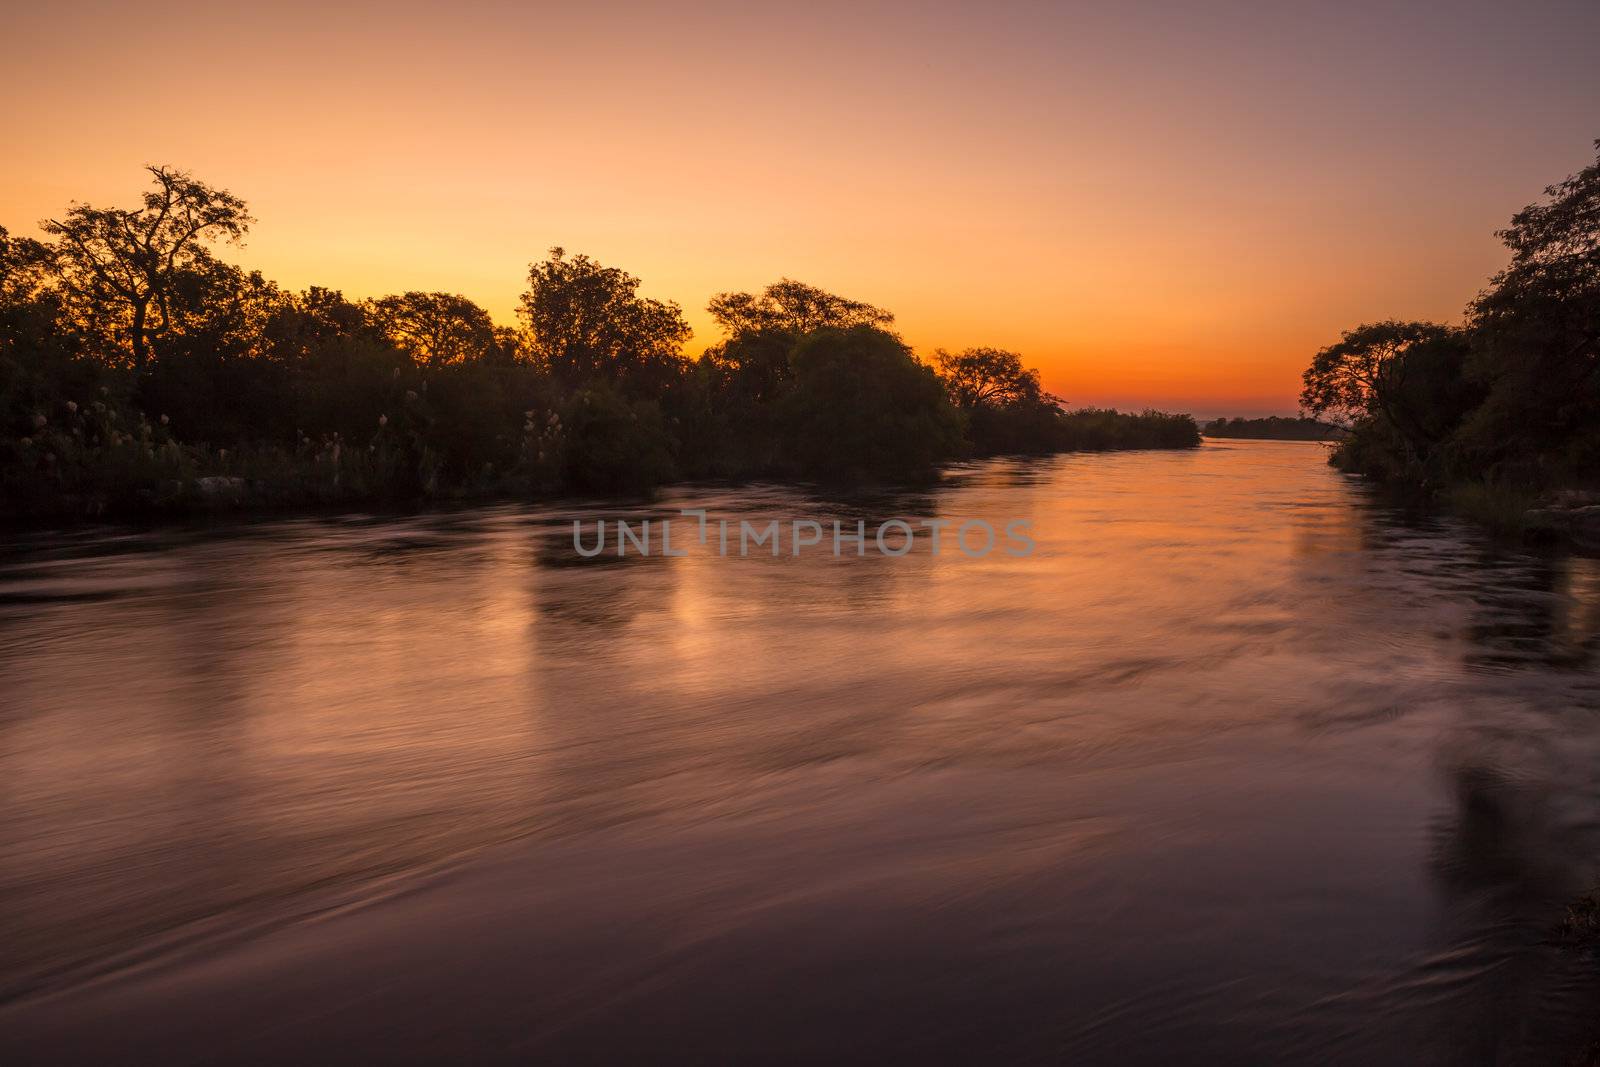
[2,440,1599,1063]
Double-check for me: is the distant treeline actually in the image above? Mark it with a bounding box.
[1202,416,1345,441]
[0,168,1198,518]
[1300,140,1600,509]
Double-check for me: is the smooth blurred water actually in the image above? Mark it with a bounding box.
[3,440,1600,1063]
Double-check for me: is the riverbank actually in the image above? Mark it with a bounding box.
[0,410,1200,524]
[1201,415,1346,441]
[1320,446,1600,551]
[1441,483,1600,550]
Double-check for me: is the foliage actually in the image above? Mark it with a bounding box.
[518,248,690,393]
[366,292,501,367]
[0,169,1200,517]
[1057,408,1201,451]
[1306,140,1600,501]
[1300,321,1459,433]
[935,347,1044,410]
[779,326,963,482]
[1202,416,1344,441]
[41,166,252,370]
[557,383,677,492]
[707,279,893,338]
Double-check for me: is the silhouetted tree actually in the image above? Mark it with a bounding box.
[490,325,529,365]
[42,165,252,370]
[708,279,893,338]
[1,168,1205,517]
[367,291,498,368]
[518,248,690,390]
[1201,416,1343,441]
[1294,141,1600,490]
[271,286,377,353]
[559,382,676,491]
[271,287,412,442]
[780,325,961,481]
[935,347,1045,410]
[0,226,63,360]
[140,258,293,443]
[0,227,51,305]
[1300,321,1462,447]
[1461,140,1600,472]
[1,225,104,443]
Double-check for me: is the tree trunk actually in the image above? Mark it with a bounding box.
[131,299,149,371]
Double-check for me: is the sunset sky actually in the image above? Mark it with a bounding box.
[6,0,1599,415]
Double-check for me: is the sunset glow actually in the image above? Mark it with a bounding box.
[10,4,1600,1059]
[6,0,1599,413]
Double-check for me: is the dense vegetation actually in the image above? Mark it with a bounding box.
[1202,416,1345,441]
[0,168,1197,518]
[1300,141,1600,516]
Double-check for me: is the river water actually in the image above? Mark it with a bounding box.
[3,440,1600,1063]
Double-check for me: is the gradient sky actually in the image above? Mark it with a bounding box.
[6,0,1599,415]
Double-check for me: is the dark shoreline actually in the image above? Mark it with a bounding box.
[0,441,1205,532]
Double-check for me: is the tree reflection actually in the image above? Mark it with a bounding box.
[1422,540,1600,1062]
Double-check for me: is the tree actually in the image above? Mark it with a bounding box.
[138,257,296,444]
[1300,321,1458,433]
[558,382,677,492]
[701,329,795,405]
[0,226,61,356]
[42,166,252,370]
[1463,140,1600,464]
[268,286,377,353]
[699,280,898,451]
[517,248,689,389]
[1,225,101,440]
[707,279,893,338]
[0,226,51,305]
[260,287,412,442]
[1488,140,1600,283]
[935,347,1045,410]
[367,291,497,367]
[490,326,529,365]
[779,325,961,481]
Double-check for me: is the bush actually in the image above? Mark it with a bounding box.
[3,182,1206,517]
[558,383,677,493]
[779,326,963,482]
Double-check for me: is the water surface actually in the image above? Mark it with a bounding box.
[3,440,1600,1063]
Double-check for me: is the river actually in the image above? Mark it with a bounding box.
[3,440,1599,1063]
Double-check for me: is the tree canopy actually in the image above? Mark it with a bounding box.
[2,166,1198,517]
[518,248,690,390]
[1300,321,1456,429]
[367,292,500,368]
[42,166,252,369]
[934,347,1045,410]
[780,326,962,481]
[1307,140,1600,489]
[708,279,893,338]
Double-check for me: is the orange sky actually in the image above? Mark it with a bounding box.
[6,1,1599,415]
